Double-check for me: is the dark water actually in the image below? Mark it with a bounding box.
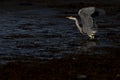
[0,2,119,63]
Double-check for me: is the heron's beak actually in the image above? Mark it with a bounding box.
[66,16,70,19]
[66,16,73,19]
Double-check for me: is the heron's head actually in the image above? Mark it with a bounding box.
[66,16,77,21]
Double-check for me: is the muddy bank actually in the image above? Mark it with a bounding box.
[0,53,120,80]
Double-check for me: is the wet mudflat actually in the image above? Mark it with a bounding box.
[0,54,120,80]
[0,0,120,80]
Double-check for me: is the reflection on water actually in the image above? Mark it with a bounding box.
[0,4,119,62]
[81,40,97,53]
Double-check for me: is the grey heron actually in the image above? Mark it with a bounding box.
[66,7,98,39]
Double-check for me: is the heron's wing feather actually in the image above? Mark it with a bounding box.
[78,7,96,33]
[79,12,94,28]
[78,7,95,16]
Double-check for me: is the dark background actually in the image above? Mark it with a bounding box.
[0,0,120,80]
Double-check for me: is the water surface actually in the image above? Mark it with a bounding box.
[0,2,119,62]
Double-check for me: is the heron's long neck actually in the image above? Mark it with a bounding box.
[75,18,83,33]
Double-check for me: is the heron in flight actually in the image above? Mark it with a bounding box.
[66,7,98,39]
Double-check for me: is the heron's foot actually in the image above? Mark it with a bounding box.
[89,35,95,40]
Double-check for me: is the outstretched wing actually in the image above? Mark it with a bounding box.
[78,7,95,16]
[78,7,96,33]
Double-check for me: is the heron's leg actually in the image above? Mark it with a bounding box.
[92,36,94,39]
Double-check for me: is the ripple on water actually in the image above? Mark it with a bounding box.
[0,6,120,61]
